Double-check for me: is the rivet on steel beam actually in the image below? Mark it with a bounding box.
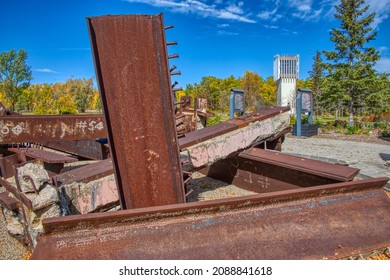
[171,81,179,88]
[170,65,177,72]
[165,25,174,30]
[167,41,178,46]
[170,71,181,76]
[172,87,183,92]
[168,54,179,59]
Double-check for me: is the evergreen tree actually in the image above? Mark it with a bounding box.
[309,51,324,115]
[323,0,379,124]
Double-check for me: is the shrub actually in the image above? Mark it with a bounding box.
[207,114,222,126]
[346,124,361,135]
[381,129,390,137]
[333,119,347,128]
[361,114,376,122]
[379,111,390,122]
[374,122,388,130]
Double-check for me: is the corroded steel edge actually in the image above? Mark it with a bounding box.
[40,177,389,233]
[240,147,360,182]
[31,177,390,259]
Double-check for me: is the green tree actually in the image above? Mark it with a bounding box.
[309,51,324,115]
[33,83,56,114]
[323,0,379,124]
[54,94,78,114]
[62,78,95,113]
[242,71,262,111]
[0,49,32,112]
[260,77,277,107]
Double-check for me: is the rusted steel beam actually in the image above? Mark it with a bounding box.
[0,115,106,144]
[0,177,33,209]
[180,107,290,170]
[201,148,360,194]
[0,192,19,211]
[240,148,360,182]
[42,140,109,160]
[53,158,114,185]
[87,14,185,209]
[179,106,289,149]
[8,148,77,164]
[0,153,19,178]
[31,177,390,259]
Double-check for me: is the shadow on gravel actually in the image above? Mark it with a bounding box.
[378,136,390,142]
[379,153,390,162]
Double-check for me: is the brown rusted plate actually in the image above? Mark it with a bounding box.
[240,148,360,182]
[31,178,390,260]
[0,153,19,178]
[54,158,113,185]
[87,14,184,209]
[0,115,106,144]
[0,192,19,211]
[42,140,109,160]
[201,154,341,194]
[9,148,77,164]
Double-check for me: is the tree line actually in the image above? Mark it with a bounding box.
[0,49,100,114]
[1,0,389,121]
[180,72,278,113]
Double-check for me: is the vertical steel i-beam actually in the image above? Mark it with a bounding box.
[87,14,185,209]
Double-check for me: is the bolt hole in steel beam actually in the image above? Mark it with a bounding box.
[87,14,185,209]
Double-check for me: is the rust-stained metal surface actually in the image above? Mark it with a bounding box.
[87,14,184,209]
[201,148,359,194]
[53,158,113,185]
[42,140,110,160]
[0,192,18,211]
[179,106,289,149]
[0,115,106,144]
[241,148,360,182]
[8,148,77,164]
[0,153,19,178]
[31,177,390,260]
[0,177,33,209]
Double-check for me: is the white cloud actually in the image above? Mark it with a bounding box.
[324,0,390,28]
[366,0,390,29]
[379,46,389,54]
[217,23,230,28]
[288,0,312,12]
[217,30,239,36]
[124,0,255,23]
[34,68,59,73]
[258,7,278,20]
[375,57,390,73]
[264,24,279,29]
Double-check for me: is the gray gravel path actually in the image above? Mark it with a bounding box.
[282,136,390,179]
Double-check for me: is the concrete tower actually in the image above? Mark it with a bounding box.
[274,55,299,112]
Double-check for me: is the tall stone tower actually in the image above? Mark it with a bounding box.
[273,55,299,112]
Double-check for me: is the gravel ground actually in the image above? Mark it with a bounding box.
[0,188,29,260]
[283,134,390,179]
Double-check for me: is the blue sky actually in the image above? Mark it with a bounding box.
[1,0,389,88]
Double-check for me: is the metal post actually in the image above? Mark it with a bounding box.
[296,91,302,137]
[308,93,314,124]
[229,91,235,119]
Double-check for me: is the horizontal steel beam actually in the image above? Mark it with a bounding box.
[0,115,106,144]
[31,177,390,259]
[201,148,360,194]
